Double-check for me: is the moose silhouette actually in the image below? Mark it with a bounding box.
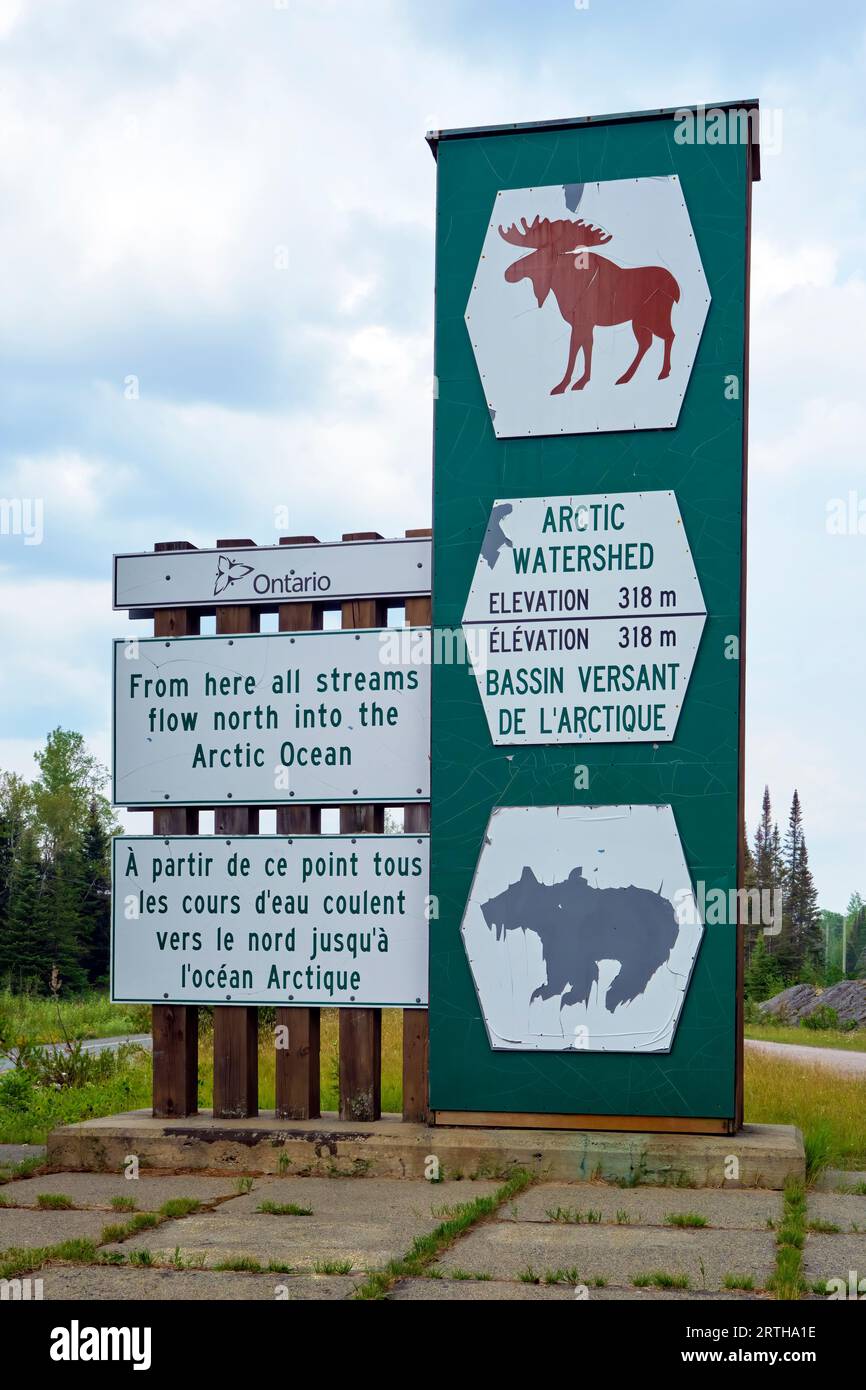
[498,215,681,395]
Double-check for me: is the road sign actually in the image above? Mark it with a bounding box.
[112,835,430,1007]
[462,491,706,744]
[427,101,757,1128]
[113,536,431,613]
[465,176,710,438]
[112,629,430,806]
[460,804,702,1052]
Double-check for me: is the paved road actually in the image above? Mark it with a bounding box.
[4,1034,863,1078]
[0,1033,152,1075]
[745,1037,866,1077]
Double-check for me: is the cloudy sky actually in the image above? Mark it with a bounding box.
[0,0,863,908]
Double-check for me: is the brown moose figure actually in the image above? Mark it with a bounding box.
[499,215,681,394]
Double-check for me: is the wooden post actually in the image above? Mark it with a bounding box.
[151,542,200,1118]
[339,532,385,1121]
[402,528,431,1123]
[212,538,260,1119]
[275,535,323,1120]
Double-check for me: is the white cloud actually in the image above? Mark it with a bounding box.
[0,0,865,908]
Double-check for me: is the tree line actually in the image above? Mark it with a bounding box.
[742,785,862,999]
[0,730,116,992]
[0,732,861,1001]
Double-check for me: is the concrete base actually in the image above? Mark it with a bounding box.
[46,1111,804,1190]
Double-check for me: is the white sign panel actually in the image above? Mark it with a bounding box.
[112,835,429,1007]
[114,536,431,613]
[113,629,430,806]
[460,805,703,1052]
[466,176,710,438]
[462,490,706,745]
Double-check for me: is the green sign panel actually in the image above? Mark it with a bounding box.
[428,104,757,1128]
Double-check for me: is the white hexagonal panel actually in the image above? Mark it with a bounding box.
[462,489,706,746]
[461,804,704,1053]
[466,176,710,438]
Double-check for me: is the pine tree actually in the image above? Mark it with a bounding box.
[36,851,88,993]
[3,837,47,989]
[844,892,866,978]
[752,787,785,960]
[742,819,759,967]
[778,790,821,978]
[744,935,785,1003]
[0,775,35,982]
[78,801,112,985]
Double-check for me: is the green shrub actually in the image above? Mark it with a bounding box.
[0,1069,36,1113]
[802,1006,840,1031]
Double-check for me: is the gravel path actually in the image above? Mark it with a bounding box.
[745,1037,866,1076]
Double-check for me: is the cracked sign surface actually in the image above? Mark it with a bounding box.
[461,805,703,1052]
[463,491,706,745]
[429,107,752,1119]
[466,176,710,438]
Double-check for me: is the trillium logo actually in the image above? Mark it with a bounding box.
[213,554,254,596]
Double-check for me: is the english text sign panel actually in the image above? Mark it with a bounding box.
[111,835,429,1007]
[113,630,430,806]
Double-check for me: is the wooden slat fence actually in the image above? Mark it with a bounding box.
[147,528,431,1123]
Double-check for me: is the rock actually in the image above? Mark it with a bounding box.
[758,979,866,1027]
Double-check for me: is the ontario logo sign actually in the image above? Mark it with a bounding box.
[466,176,710,438]
[213,553,330,598]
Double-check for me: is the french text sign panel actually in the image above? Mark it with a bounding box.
[112,835,429,1007]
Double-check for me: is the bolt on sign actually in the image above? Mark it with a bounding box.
[427,102,758,1132]
[113,536,431,615]
[462,490,706,744]
[112,629,430,806]
[112,836,429,1007]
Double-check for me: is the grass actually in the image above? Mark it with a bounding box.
[664,1211,708,1229]
[0,1048,152,1145]
[632,1270,690,1289]
[542,1266,582,1285]
[36,1192,75,1210]
[0,1189,208,1281]
[3,990,865,1176]
[745,1023,866,1053]
[545,1206,602,1224]
[745,1051,866,1169]
[255,1200,312,1216]
[352,1166,535,1300]
[313,1258,354,1275]
[0,988,151,1045]
[723,1272,755,1290]
[769,1177,807,1300]
[0,1155,44,1184]
[0,1005,406,1145]
[0,1238,99,1280]
[213,1256,262,1273]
